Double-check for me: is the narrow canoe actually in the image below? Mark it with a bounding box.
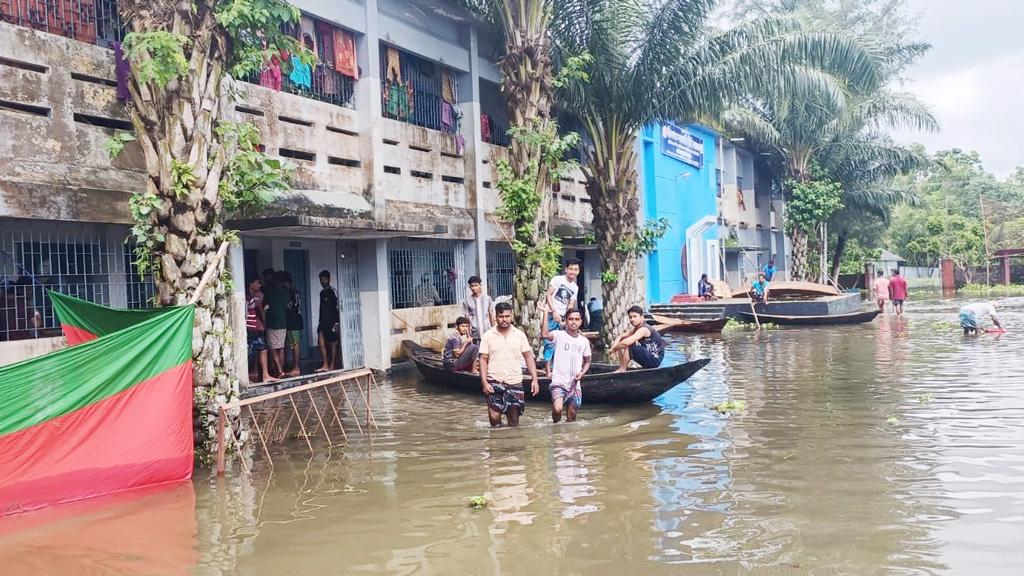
[649,314,727,333]
[737,309,880,326]
[402,340,709,404]
[730,280,840,299]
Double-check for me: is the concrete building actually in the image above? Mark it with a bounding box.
[640,123,720,303]
[0,0,595,371]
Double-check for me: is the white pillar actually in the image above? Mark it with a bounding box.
[358,239,391,371]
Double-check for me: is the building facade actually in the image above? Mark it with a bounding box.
[0,0,596,371]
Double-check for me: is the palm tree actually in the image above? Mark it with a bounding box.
[551,0,880,345]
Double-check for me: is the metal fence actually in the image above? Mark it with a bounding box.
[1,0,123,47]
[380,45,461,133]
[486,245,515,299]
[0,222,153,341]
[388,239,466,309]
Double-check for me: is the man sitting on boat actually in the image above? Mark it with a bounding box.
[541,308,591,423]
[609,306,666,372]
[959,301,1004,335]
[443,316,478,372]
[698,273,717,301]
[480,302,540,427]
[749,273,770,304]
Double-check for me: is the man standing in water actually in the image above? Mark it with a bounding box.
[889,268,908,315]
[541,308,591,423]
[480,302,539,427]
[959,301,1004,335]
[872,270,890,312]
[609,305,666,372]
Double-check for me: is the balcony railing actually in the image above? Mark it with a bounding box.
[483,117,511,147]
[1,0,123,48]
[242,63,356,110]
[380,45,461,134]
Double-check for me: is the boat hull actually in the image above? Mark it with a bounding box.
[737,309,880,326]
[402,341,709,404]
[649,314,727,333]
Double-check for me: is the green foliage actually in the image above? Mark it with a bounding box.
[615,218,670,256]
[601,270,619,284]
[123,31,190,87]
[837,238,881,275]
[712,399,747,413]
[216,121,293,216]
[215,0,309,77]
[958,283,1024,296]
[170,160,198,200]
[468,495,488,509]
[103,131,136,159]
[551,52,592,89]
[126,191,165,277]
[786,179,844,234]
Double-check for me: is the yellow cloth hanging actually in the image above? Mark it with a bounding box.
[442,70,455,103]
[385,47,402,83]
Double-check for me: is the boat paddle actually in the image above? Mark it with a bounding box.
[748,291,762,330]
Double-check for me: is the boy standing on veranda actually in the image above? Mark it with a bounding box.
[541,308,591,423]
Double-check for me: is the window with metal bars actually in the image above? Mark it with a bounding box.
[380,44,462,134]
[486,245,515,299]
[387,239,466,309]
[0,221,154,341]
[1,0,124,47]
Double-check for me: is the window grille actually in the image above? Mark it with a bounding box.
[380,45,461,133]
[388,239,466,309]
[486,245,515,299]
[1,0,124,47]
[0,221,154,342]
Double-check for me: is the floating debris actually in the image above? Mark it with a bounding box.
[468,496,488,509]
[918,393,934,404]
[712,400,747,414]
[886,415,900,425]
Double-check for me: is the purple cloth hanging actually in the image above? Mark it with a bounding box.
[113,42,131,102]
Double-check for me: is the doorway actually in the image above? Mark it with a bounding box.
[282,249,312,357]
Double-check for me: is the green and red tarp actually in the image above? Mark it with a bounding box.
[0,293,194,516]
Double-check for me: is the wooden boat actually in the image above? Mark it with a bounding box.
[649,314,727,333]
[402,340,709,404]
[730,280,840,299]
[736,309,880,326]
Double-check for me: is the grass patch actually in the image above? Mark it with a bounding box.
[722,318,778,333]
[958,283,1024,296]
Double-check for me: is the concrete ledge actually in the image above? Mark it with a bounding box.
[0,336,67,367]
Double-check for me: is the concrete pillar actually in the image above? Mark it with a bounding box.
[941,257,955,295]
[359,0,386,222]
[1002,256,1011,286]
[358,239,391,371]
[228,244,250,384]
[463,25,488,287]
[863,262,874,291]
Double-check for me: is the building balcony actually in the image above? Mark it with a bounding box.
[1,0,123,48]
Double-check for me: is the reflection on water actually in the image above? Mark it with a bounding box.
[2,293,1024,574]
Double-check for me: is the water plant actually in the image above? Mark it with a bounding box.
[468,495,488,509]
[713,400,747,414]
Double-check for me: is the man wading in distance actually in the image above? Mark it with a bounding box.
[479,302,539,427]
[541,308,591,423]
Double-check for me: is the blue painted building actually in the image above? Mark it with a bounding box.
[640,123,721,304]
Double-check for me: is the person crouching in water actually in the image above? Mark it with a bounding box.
[479,302,539,427]
[443,316,478,372]
[959,301,1004,335]
[541,308,591,423]
[609,305,666,372]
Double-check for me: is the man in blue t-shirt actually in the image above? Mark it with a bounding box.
[762,260,777,282]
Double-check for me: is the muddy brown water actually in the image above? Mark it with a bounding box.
[2,294,1024,575]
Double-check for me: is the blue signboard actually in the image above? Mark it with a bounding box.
[661,123,703,168]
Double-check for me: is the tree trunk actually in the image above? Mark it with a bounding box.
[121,2,239,462]
[830,231,848,280]
[584,126,642,350]
[497,1,556,346]
[790,228,810,281]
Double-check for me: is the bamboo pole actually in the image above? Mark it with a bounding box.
[189,241,231,305]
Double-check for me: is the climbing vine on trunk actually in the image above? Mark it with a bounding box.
[114,0,306,463]
[785,177,844,281]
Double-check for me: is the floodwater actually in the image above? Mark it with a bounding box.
[3,293,1024,575]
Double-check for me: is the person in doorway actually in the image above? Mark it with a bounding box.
[414,273,440,307]
[282,271,303,377]
[889,268,908,315]
[460,275,495,340]
[749,273,770,305]
[959,301,1004,335]
[316,270,341,372]
[872,270,890,312]
[246,276,275,383]
[541,308,591,423]
[763,260,777,282]
[443,316,478,372]
[262,271,290,377]
[541,258,581,374]
[480,302,539,427]
[609,305,666,372]
[698,273,717,301]
[587,297,604,333]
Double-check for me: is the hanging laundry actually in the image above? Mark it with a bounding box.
[112,41,131,102]
[441,70,455,104]
[300,16,317,54]
[406,83,415,118]
[385,82,410,119]
[289,54,312,90]
[480,114,492,143]
[385,47,402,84]
[259,52,283,91]
[441,101,454,132]
[334,29,359,79]
[455,133,465,156]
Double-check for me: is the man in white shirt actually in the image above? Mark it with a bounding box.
[959,301,1004,335]
[541,258,581,374]
[541,308,591,423]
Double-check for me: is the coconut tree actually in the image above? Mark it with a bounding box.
[115,0,304,459]
[550,0,881,345]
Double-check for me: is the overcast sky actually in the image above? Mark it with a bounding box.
[893,0,1024,178]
